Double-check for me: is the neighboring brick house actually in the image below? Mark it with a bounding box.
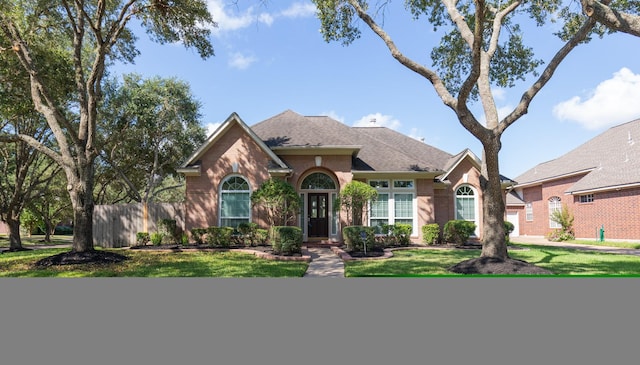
[178,110,513,243]
[507,119,640,240]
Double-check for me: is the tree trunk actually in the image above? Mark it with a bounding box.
[66,162,96,253]
[479,137,508,260]
[7,218,24,251]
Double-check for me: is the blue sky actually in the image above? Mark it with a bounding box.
[113,1,640,179]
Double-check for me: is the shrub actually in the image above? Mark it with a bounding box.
[392,223,412,246]
[255,229,269,245]
[443,220,476,244]
[150,232,163,246]
[136,232,150,246]
[206,226,234,247]
[237,222,259,246]
[343,226,376,252]
[190,228,207,245]
[546,229,575,242]
[504,221,515,244]
[180,233,189,245]
[270,226,302,255]
[157,219,180,244]
[251,179,302,226]
[335,181,378,226]
[548,204,575,241]
[422,224,440,245]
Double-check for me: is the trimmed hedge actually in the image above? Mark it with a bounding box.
[190,228,207,245]
[136,232,150,246]
[269,226,302,255]
[443,220,476,244]
[343,226,376,252]
[421,224,440,245]
[206,226,234,247]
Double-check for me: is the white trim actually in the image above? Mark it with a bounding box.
[454,184,479,236]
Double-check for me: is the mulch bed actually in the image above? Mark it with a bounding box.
[130,244,305,258]
[33,250,129,268]
[449,257,554,275]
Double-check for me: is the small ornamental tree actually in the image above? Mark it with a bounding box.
[335,181,378,226]
[548,203,575,242]
[251,178,301,227]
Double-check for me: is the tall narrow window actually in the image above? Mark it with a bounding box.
[370,193,389,233]
[220,176,250,228]
[455,186,476,221]
[394,193,414,227]
[548,196,562,229]
[525,202,533,221]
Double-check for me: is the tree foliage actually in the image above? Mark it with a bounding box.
[335,180,377,226]
[0,0,216,253]
[97,73,206,204]
[251,178,302,227]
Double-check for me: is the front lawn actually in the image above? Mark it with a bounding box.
[344,245,640,277]
[0,248,309,277]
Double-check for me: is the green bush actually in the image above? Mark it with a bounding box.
[237,222,260,246]
[443,220,476,244]
[190,228,207,244]
[343,226,376,252]
[136,232,150,246]
[206,226,234,247]
[270,226,302,255]
[256,228,269,245]
[504,221,515,244]
[181,233,189,245]
[546,229,575,242]
[421,224,440,245]
[392,224,412,246]
[150,232,163,246]
[157,219,180,244]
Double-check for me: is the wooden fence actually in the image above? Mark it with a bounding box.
[93,203,185,248]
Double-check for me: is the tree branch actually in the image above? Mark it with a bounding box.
[582,0,640,37]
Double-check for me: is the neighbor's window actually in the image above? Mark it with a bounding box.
[579,194,594,203]
[220,176,251,228]
[525,202,533,221]
[548,196,562,229]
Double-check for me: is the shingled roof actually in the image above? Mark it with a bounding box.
[250,110,454,173]
[514,119,640,193]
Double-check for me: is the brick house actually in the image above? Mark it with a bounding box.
[506,119,640,240]
[178,110,513,243]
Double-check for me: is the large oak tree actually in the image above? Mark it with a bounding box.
[0,1,215,255]
[312,0,638,267]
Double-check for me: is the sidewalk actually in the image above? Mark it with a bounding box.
[510,236,640,256]
[303,247,344,277]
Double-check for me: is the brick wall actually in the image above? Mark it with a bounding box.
[517,174,640,240]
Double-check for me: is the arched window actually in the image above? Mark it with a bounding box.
[548,196,562,229]
[300,172,336,190]
[220,176,250,228]
[455,185,476,221]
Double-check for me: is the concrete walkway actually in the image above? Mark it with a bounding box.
[303,247,345,278]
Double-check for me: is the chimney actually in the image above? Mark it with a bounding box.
[370,118,376,125]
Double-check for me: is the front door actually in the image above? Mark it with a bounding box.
[308,193,329,237]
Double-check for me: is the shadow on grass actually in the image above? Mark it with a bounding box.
[0,249,308,277]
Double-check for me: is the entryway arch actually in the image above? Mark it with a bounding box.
[298,170,339,241]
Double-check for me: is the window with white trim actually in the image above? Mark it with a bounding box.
[368,179,416,234]
[455,186,476,221]
[220,176,251,228]
[548,196,562,229]
[525,202,533,221]
[579,194,594,203]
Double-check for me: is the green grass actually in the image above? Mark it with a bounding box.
[569,239,640,250]
[0,234,73,247]
[344,245,640,277]
[0,248,309,277]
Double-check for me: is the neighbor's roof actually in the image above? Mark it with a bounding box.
[250,110,454,173]
[514,119,640,194]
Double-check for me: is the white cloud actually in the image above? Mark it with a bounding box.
[553,67,640,130]
[492,87,506,101]
[208,1,316,34]
[281,2,317,18]
[321,110,346,124]
[353,113,401,130]
[228,52,257,70]
[205,122,222,136]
